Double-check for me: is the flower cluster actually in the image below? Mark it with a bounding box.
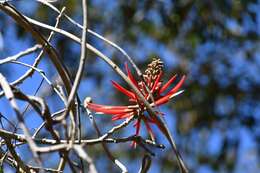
[85,59,185,143]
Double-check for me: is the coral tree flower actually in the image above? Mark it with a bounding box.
[85,59,185,143]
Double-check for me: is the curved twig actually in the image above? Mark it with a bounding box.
[0,2,76,113]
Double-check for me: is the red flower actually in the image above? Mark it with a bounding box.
[85,59,185,144]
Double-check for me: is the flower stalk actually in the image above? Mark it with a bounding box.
[85,58,188,173]
[86,59,185,139]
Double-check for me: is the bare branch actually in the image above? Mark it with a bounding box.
[0,73,42,169]
[0,2,76,114]
[86,107,128,173]
[138,154,152,173]
[3,137,31,173]
[0,44,41,65]
[73,145,98,173]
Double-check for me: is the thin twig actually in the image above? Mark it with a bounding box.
[34,0,143,77]
[86,108,128,173]
[0,73,43,169]
[0,2,76,115]
[33,108,65,138]
[0,128,165,149]
[30,1,157,115]
[0,2,188,172]
[10,60,65,101]
[3,137,31,172]
[12,88,60,141]
[23,16,189,171]
[98,115,135,141]
[138,154,152,173]
[73,145,98,173]
[0,44,41,65]
[56,0,88,170]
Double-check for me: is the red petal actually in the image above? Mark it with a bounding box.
[131,118,142,147]
[166,75,186,96]
[111,80,136,99]
[87,103,133,114]
[155,76,186,106]
[125,63,139,87]
[86,103,129,109]
[143,116,155,139]
[159,74,177,94]
[112,113,132,121]
[135,119,141,136]
[95,108,133,115]
[154,95,170,106]
[87,103,131,110]
[140,81,148,96]
[151,71,163,92]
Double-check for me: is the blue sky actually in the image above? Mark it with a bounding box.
[1,1,260,172]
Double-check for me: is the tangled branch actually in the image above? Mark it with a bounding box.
[0,1,188,173]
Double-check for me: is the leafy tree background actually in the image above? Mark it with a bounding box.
[0,0,259,172]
